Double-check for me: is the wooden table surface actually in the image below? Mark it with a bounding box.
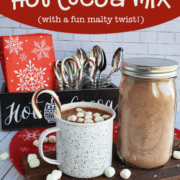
[1,113,180,180]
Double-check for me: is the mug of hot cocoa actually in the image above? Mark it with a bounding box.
[32,89,116,178]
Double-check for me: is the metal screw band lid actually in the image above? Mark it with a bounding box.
[121,57,179,79]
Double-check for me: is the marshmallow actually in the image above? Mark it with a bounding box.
[93,113,100,117]
[94,116,104,122]
[33,140,39,147]
[104,167,116,178]
[43,137,49,143]
[52,170,62,179]
[49,136,56,143]
[85,115,93,119]
[46,174,57,180]
[77,118,84,123]
[173,151,180,159]
[84,119,94,123]
[27,154,37,163]
[102,115,111,120]
[0,152,9,161]
[120,169,131,179]
[85,111,92,115]
[76,112,85,118]
[29,158,40,168]
[76,108,83,112]
[68,115,77,121]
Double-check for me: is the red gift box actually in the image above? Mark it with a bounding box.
[0,33,55,92]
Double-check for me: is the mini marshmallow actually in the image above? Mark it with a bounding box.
[43,137,49,143]
[68,115,77,121]
[102,115,111,120]
[76,108,83,112]
[120,169,131,179]
[46,174,57,180]
[0,152,9,161]
[85,115,93,119]
[76,112,85,118]
[104,167,116,178]
[33,140,39,147]
[85,111,92,115]
[49,136,56,143]
[77,118,84,123]
[93,113,100,117]
[29,158,40,168]
[84,119,94,123]
[52,170,62,179]
[173,151,180,159]
[27,154,37,163]
[95,116,104,122]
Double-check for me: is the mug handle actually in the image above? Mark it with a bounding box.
[38,127,60,165]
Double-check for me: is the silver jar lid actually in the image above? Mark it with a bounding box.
[121,57,179,79]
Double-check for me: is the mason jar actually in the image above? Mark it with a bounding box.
[117,58,179,169]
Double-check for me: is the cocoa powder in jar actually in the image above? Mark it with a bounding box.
[117,74,177,169]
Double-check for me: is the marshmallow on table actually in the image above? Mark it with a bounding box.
[76,108,83,112]
[46,174,57,180]
[85,115,93,119]
[120,169,131,179]
[84,119,94,123]
[33,140,39,147]
[93,113,100,117]
[27,154,37,163]
[173,151,180,159]
[44,137,49,143]
[76,112,85,118]
[102,115,111,120]
[85,111,92,115]
[77,118,84,123]
[49,136,56,143]
[104,167,116,178]
[0,152,9,161]
[29,158,40,168]
[68,115,77,122]
[52,170,62,179]
[95,116,104,122]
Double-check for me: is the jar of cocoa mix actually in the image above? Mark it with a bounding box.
[117,58,179,169]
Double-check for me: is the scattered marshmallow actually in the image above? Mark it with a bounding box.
[95,116,104,122]
[29,158,40,168]
[85,111,92,115]
[77,118,84,123]
[93,113,100,117]
[0,152,9,161]
[33,140,39,147]
[76,112,85,118]
[84,119,94,123]
[43,137,49,143]
[27,154,37,163]
[76,108,83,112]
[52,170,62,179]
[85,115,93,119]
[68,115,77,121]
[46,174,57,180]
[102,115,111,120]
[104,167,116,178]
[120,169,131,179]
[173,151,180,159]
[49,136,56,143]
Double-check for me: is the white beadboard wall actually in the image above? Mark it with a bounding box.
[0,15,180,111]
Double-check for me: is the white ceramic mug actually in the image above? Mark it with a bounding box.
[38,102,116,178]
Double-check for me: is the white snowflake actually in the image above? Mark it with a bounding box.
[44,145,56,152]
[14,60,48,91]
[31,39,52,60]
[19,147,29,152]
[19,53,27,61]
[5,36,23,54]
[19,130,40,141]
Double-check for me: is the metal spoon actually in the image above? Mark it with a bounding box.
[106,47,123,79]
[98,48,106,79]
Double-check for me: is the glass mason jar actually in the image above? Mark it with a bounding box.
[117,58,179,169]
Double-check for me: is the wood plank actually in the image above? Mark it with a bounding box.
[22,137,180,180]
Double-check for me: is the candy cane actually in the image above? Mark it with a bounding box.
[54,60,68,80]
[32,89,61,119]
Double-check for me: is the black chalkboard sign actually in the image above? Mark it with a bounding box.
[0,83,119,131]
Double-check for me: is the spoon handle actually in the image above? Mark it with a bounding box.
[106,69,115,80]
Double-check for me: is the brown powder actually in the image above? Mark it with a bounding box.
[117,74,177,169]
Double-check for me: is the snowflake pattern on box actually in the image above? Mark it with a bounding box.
[31,39,52,60]
[44,145,56,152]
[19,53,27,61]
[14,60,48,91]
[5,36,23,55]
[18,130,40,141]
